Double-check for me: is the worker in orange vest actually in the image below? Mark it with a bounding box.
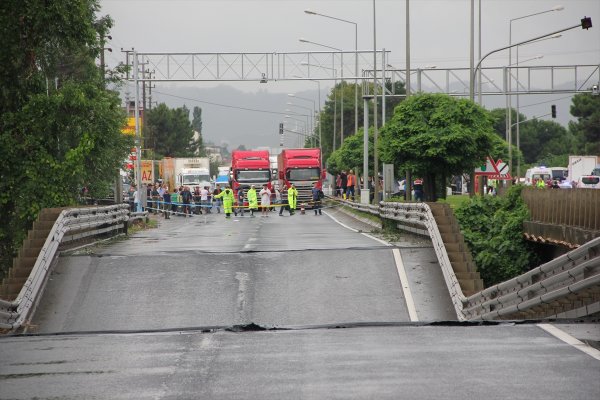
[346,170,356,201]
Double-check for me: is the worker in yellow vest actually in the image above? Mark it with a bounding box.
[247,185,258,217]
[287,183,298,215]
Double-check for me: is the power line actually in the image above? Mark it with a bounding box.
[150,89,309,117]
[519,94,574,109]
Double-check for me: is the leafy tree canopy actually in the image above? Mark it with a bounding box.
[569,92,600,154]
[143,103,197,157]
[379,93,505,199]
[0,0,131,278]
[327,128,373,176]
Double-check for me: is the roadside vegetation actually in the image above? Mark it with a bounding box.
[453,186,539,286]
[0,1,131,279]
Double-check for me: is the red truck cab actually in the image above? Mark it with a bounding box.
[277,148,323,207]
[230,150,272,202]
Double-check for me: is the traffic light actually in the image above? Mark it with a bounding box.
[279,122,284,135]
[581,17,592,30]
[551,105,557,118]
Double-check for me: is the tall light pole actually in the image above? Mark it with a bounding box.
[304,10,358,138]
[471,16,589,185]
[509,54,544,179]
[286,102,313,147]
[299,39,345,144]
[301,62,338,152]
[372,0,379,205]
[508,5,564,179]
[288,94,317,148]
[293,76,322,152]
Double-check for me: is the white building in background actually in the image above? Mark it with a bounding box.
[204,145,225,163]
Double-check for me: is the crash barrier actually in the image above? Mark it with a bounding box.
[333,197,600,321]
[0,204,130,331]
[463,236,600,320]
[129,211,149,223]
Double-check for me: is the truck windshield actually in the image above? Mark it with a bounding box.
[182,174,210,184]
[551,169,567,180]
[287,168,320,181]
[235,170,270,182]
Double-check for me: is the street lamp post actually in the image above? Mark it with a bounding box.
[286,102,314,146]
[508,6,564,179]
[288,94,317,148]
[510,54,544,179]
[299,39,345,144]
[292,76,322,151]
[300,61,338,152]
[472,17,589,187]
[304,10,358,139]
[372,0,379,205]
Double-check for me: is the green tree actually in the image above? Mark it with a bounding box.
[378,93,505,201]
[518,119,570,164]
[0,0,132,278]
[143,103,196,157]
[569,92,600,154]
[327,128,373,176]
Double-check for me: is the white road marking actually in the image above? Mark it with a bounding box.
[393,248,419,322]
[361,233,392,246]
[537,324,600,361]
[323,212,359,232]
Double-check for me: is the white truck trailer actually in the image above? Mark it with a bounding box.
[162,157,211,191]
[568,155,599,187]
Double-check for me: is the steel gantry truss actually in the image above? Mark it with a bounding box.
[363,64,600,97]
[124,50,390,82]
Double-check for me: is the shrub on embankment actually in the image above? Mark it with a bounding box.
[453,185,539,287]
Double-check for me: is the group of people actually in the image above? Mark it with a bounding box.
[131,181,325,219]
[334,170,357,201]
[129,182,225,218]
[215,183,314,218]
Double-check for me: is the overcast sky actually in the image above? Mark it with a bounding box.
[100,0,600,149]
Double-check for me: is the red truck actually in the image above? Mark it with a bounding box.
[277,148,323,207]
[230,150,272,202]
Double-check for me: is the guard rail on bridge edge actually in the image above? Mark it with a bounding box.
[333,198,600,321]
[0,204,133,331]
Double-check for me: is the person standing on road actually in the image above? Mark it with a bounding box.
[287,183,298,215]
[133,185,141,212]
[278,186,290,216]
[214,185,235,218]
[259,184,271,217]
[180,186,193,216]
[200,186,209,214]
[247,185,258,217]
[340,170,348,199]
[162,189,171,219]
[234,187,245,217]
[346,170,356,201]
[212,185,222,214]
[311,183,323,216]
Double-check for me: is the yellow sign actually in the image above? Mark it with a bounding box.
[141,160,154,184]
[121,117,142,135]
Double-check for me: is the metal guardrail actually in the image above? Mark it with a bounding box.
[0,204,130,331]
[334,198,600,320]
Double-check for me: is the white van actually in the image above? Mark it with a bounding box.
[524,167,552,186]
